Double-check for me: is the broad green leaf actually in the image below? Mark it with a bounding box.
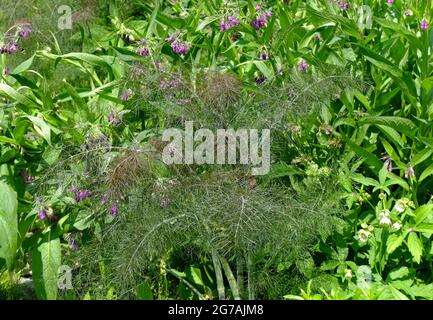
[386,234,404,254]
[411,148,432,167]
[12,54,35,74]
[345,139,382,172]
[253,61,274,80]
[414,205,433,225]
[0,181,18,271]
[416,224,433,234]
[407,232,423,264]
[32,230,61,300]
[0,83,39,109]
[419,163,433,182]
[136,281,153,300]
[387,267,409,281]
[26,115,52,146]
[350,173,380,187]
[358,116,416,138]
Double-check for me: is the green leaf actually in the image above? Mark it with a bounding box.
[411,148,432,167]
[419,163,433,182]
[350,173,380,187]
[387,267,409,281]
[358,116,416,138]
[253,61,274,80]
[32,230,61,300]
[416,224,433,234]
[0,181,18,271]
[386,234,404,254]
[414,205,433,225]
[0,83,39,109]
[136,281,153,300]
[12,54,35,74]
[25,115,52,146]
[345,139,383,173]
[407,232,423,264]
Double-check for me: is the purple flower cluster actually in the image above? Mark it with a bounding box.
[381,155,393,172]
[420,20,429,31]
[405,164,415,179]
[71,186,92,203]
[258,51,269,61]
[37,208,59,222]
[19,25,32,38]
[38,210,48,221]
[68,237,79,250]
[337,0,349,10]
[252,5,272,29]
[0,40,18,55]
[220,15,240,32]
[108,111,123,126]
[1,24,31,55]
[120,89,132,101]
[297,59,309,72]
[136,39,150,57]
[160,197,171,209]
[166,33,189,55]
[19,169,35,184]
[387,0,394,4]
[172,40,188,55]
[109,204,119,216]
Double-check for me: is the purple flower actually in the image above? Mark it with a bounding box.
[19,25,32,38]
[421,20,429,30]
[253,16,267,29]
[70,185,77,193]
[259,52,263,60]
[101,197,107,206]
[255,5,261,11]
[297,59,309,72]
[167,33,175,43]
[255,75,266,85]
[404,164,415,179]
[172,40,188,55]
[109,204,119,216]
[120,89,131,101]
[381,155,393,172]
[387,0,394,4]
[159,198,171,209]
[227,16,240,27]
[136,47,149,57]
[68,238,79,250]
[24,175,35,184]
[73,189,92,202]
[108,113,114,122]
[38,210,48,221]
[265,11,272,18]
[265,52,269,60]
[7,41,18,54]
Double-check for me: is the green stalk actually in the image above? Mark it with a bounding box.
[220,256,241,300]
[247,251,255,300]
[236,256,244,299]
[211,248,225,300]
